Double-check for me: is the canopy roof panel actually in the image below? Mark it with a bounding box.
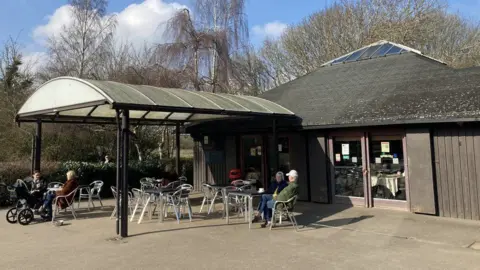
[16,77,294,125]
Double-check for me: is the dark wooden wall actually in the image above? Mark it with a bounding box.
[406,129,436,214]
[193,141,206,191]
[289,133,309,201]
[307,133,329,203]
[225,136,237,177]
[193,139,227,191]
[433,127,480,220]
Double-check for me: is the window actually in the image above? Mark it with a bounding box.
[369,136,406,201]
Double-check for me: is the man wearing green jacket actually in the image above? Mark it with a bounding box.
[261,170,299,228]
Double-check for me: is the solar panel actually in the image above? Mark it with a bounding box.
[344,48,368,62]
[358,45,382,60]
[332,54,351,64]
[370,44,393,58]
[385,45,403,55]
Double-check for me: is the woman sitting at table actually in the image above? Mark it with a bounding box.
[252,171,288,223]
[40,170,79,220]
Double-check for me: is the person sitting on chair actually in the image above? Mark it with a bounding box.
[260,170,299,228]
[41,170,79,220]
[30,170,46,199]
[253,171,288,223]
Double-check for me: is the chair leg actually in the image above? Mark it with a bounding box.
[110,205,117,219]
[269,209,276,230]
[70,204,77,219]
[130,198,140,222]
[98,196,103,209]
[288,212,299,232]
[52,203,57,224]
[173,204,180,224]
[187,200,193,222]
[199,197,206,213]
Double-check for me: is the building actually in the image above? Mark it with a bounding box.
[188,40,480,221]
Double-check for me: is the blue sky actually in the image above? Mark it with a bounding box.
[0,0,475,64]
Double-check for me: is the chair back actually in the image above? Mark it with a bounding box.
[178,176,187,182]
[90,180,104,195]
[16,179,30,191]
[178,183,193,191]
[164,180,183,189]
[110,186,118,199]
[286,195,298,211]
[65,188,79,205]
[202,184,216,199]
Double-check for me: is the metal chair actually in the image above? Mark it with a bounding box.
[140,177,155,191]
[110,186,134,219]
[164,186,193,223]
[78,180,104,210]
[199,184,222,214]
[52,188,79,223]
[89,180,104,208]
[130,188,153,222]
[270,195,299,231]
[163,180,184,189]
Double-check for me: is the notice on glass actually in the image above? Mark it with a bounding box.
[381,142,390,153]
[341,143,350,155]
[393,158,399,164]
[352,157,358,163]
[343,155,349,160]
[257,146,262,155]
[204,136,209,144]
[250,148,256,156]
[375,157,382,164]
[335,153,341,162]
[278,144,282,152]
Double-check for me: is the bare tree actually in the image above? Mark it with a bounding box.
[260,0,480,88]
[41,0,117,79]
[162,0,249,93]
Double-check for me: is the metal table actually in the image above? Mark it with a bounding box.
[136,188,175,224]
[208,184,234,215]
[225,191,264,229]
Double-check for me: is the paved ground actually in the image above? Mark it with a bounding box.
[1,198,480,270]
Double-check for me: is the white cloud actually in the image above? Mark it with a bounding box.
[252,21,287,40]
[32,0,187,48]
[21,51,47,74]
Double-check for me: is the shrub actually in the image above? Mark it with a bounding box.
[0,158,193,198]
[0,160,59,185]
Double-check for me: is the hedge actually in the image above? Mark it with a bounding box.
[0,158,193,198]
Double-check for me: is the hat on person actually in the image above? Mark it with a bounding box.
[286,170,298,177]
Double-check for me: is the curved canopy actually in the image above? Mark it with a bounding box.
[16,77,294,125]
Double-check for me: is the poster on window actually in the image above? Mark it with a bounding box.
[352,157,358,163]
[257,146,262,155]
[250,148,256,156]
[335,153,341,162]
[341,143,350,155]
[381,142,390,153]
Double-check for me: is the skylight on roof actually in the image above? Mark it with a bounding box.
[324,41,410,66]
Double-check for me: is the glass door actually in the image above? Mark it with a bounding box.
[330,136,367,206]
[241,135,264,187]
[367,135,408,209]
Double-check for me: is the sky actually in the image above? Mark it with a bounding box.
[0,0,475,69]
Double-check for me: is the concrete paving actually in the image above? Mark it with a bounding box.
[1,198,480,270]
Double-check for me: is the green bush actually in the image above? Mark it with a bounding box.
[0,158,193,198]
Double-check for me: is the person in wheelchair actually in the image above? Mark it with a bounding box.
[40,170,79,220]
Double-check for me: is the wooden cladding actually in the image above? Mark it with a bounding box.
[433,127,480,220]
